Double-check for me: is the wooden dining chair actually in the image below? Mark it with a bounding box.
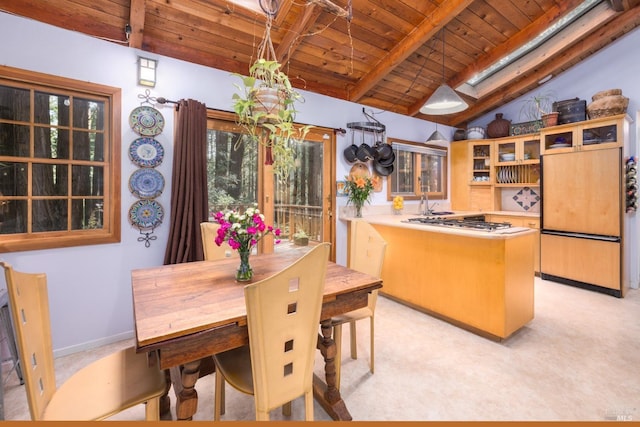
[331,220,387,389]
[200,222,236,260]
[212,243,330,421]
[0,261,166,421]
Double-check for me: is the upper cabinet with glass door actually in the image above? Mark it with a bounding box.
[470,141,492,185]
[494,135,540,187]
[541,114,628,155]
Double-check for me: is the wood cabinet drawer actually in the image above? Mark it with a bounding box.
[540,234,620,290]
[487,215,539,228]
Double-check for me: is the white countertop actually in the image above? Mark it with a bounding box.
[341,212,536,239]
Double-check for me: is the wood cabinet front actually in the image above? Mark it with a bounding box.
[541,147,621,236]
[541,114,627,155]
[470,141,492,184]
[371,223,535,339]
[540,234,620,290]
[494,136,541,187]
[487,215,540,274]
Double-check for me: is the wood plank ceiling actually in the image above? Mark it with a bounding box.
[2,0,638,127]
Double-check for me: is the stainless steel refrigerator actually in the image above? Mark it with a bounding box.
[540,147,624,297]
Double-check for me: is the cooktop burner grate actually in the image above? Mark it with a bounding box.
[404,217,512,231]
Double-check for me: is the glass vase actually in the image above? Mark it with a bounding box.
[236,249,253,282]
[354,203,363,218]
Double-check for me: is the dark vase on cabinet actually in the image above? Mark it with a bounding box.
[453,129,467,141]
[487,113,511,138]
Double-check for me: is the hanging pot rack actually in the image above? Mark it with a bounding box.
[344,109,394,176]
[346,108,386,133]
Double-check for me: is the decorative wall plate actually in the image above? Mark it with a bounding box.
[129,137,164,167]
[129,199,164,229]
[129,168,165,199]
[129,106,165,136]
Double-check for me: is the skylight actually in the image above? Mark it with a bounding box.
[466,0,603,86]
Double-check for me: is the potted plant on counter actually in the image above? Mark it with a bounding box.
[293,228,309,246]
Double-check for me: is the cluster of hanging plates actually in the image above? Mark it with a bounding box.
[127,101,166,246]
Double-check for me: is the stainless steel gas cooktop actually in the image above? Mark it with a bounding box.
[404,217,512,232]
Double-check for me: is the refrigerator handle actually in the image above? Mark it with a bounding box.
[541,229,620,242]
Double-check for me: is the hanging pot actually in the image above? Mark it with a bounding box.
[356,143,375,162]
[374,141,393,160]
[373,161,394,176]
[343,144,358,162]
[377,151,396,167]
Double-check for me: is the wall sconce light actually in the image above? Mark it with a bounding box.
[138,57,158,87]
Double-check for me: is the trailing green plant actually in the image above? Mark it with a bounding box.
[231,58,312,182]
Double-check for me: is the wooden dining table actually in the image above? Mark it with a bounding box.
[131,250,382,421]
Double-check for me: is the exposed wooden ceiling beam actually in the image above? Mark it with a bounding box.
[128,0,146,49]
[307,0,350,18]
[348,0,474,102]
[609,0,640,11]
[276,4,323,66]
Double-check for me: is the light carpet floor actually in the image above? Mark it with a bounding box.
[2,277,639,421]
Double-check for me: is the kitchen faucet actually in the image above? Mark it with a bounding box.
[420,192,438,216]
[418,191,438,216]
[418,177,437,215]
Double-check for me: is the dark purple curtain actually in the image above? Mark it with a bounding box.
[164,99,208,265]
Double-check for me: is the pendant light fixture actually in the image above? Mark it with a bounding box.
[426,123,448,144]
[420,28,468,115]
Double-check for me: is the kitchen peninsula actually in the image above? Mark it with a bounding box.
[347,214,536,340]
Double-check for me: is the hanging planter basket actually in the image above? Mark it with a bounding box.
[253,86,286,124]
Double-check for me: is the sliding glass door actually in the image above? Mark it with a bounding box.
[273,128,334,256]
[206,113,335,259]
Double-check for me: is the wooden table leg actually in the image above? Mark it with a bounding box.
[160,369,172,420]
[313,318,353,421]
[170,359,202,421]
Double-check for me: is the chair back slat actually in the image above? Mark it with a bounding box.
[243,243,330,417]
[349,221,387,278]
[200,222,237,260]
[1,262,56,421]
[349,221,387,308]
